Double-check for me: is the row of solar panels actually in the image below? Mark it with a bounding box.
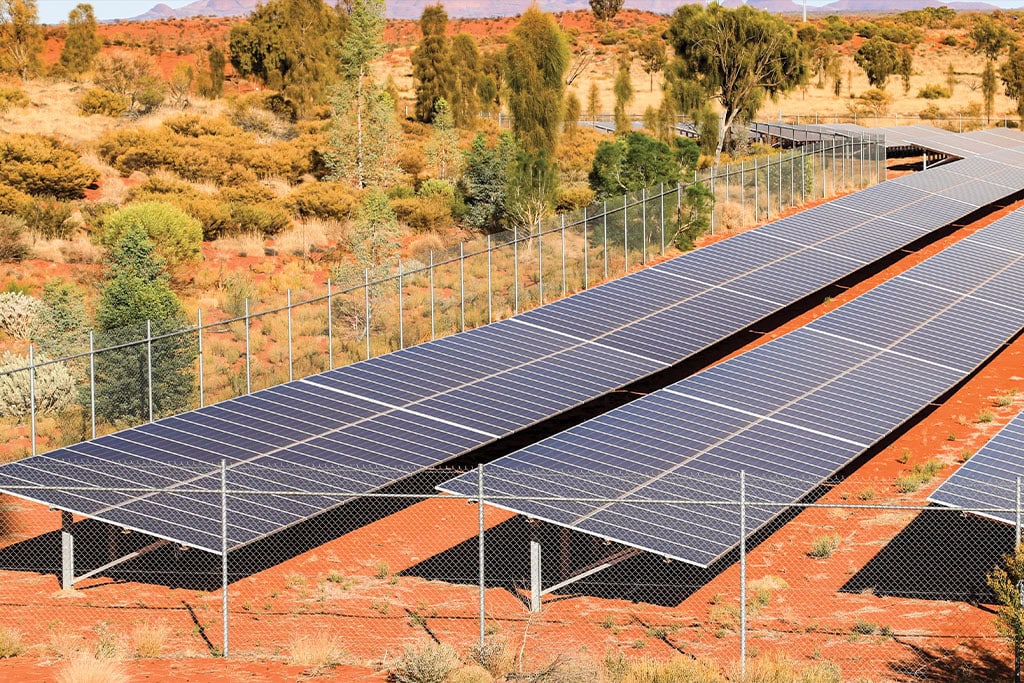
[1,132,1024,555]
[441,209,1024,567]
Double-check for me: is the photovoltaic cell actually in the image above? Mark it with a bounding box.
[440,205,1024,567]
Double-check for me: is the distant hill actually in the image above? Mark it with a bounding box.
[130,0,1008,22]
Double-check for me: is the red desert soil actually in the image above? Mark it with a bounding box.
[1,193,1022,681]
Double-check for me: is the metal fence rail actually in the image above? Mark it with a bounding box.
[0,136,883,459]
[0,468,1017,681]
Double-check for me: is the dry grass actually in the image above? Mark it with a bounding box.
[55,655,130,683]
[273,219,341,257]
[287,632,345,669]
[214,231,266,257]
[621,656,724,683]
[130,620,171,658]
[0,627,24,658]
[735,653,842,683]
[29,236,102,264]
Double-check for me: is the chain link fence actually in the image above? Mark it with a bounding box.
[0,469,1017,681]
[0,137,884,463]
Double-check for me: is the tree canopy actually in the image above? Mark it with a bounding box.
[0,0,43,79]
[229,0,346,117]
[411,4,452,122]
[59,3,101,76]
[666,4,806,160]
[588,132,683,198]
[854,36,901,88]
[589,0,623,23]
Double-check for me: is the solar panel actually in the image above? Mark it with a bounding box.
[439,208,1024,567]
[929,410,1024,525]
[5,137,1024,556]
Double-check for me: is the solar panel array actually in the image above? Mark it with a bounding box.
[929,407,1024,524]
[819,124,1024,158]
[3,138,1024,555]
[439,210,1024,567]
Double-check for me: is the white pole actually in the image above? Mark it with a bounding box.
[326,279,333,370]
[197,309,204,408]
[244,300,251,395]
[88,332,96,439]
[28,344,36,456]
[460,243,466,332]
[398,260,404,349]
[286,289,293,382]
[146,320,153,423]
[221,459,229,658]
[364,269,371,359]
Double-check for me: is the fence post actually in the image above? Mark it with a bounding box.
[641,187,648,262]
[778,152,784,215]
[430,251,438,338]
[623,193,629,274]
[583,207,589,289]
[1017,476,1022,683]
[244,299,251,395]
[286,289,293,382]
[146,320,153,423]
[197,309,205,408]
[364,269,371,359]
[659,183,665,256]
[89,332,96,439]
[539,218,547,305]
[28,344,36,457]
[709,173,715,236]
[753,158,759,222]
[221,459,229,658]
[478,463,486,649]
[603,200,609,279]
[765,155,771,221]
[513,237,519,315]
[326,279,334,370]
[486,235,493,323]
[560,215,566,296]
[740,470,747,678]
[398,261,405,349]
[740,162,746,229]
[460,243,466,333]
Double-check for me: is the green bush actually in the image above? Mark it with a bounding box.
[219,183,276,205]
[0,87,29,114]
[0,292,44,339]
[556,185,596,213]
[78,88,129,117]
[940,34,958,46]
[227,202,291,236]
[283,181,355,221]
[918,84,951,99]
[97,202,203,276]
[391,195,453,232]
[20,197,75,239]
[0,184,33,216]
[0,215,29,262]
[0,135,98,200]
[0,351,77,417]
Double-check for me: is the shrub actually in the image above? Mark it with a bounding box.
[0,351,77,417]
[0,87,29,114]
[284,181,355,221]
[77,88,129,117]
[21,197,75,239]
[130,621,171,658]
[56,655,130,683]
[227,202,291,236]
[895,459,944,493]
[0,215,29,262]
[287,633,344,669]
[0,628,23,658]
[940,34,958,46]
[390,642,460,683]
[219,182,276,205]
[0,293,44,339]
[809,534,840,558]
[0,135,98,200]
[392,195,453,232]
[918,84,951,99]
[556,185,596,213]
[978,409,995,423]
[97,202,202,276]
[0,184,33,216]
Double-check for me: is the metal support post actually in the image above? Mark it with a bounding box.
[61,510,73,590]
[530,522,542,613]
[146,320,153,422]
[603,201,609,279]
[623,193,629,273]
[244,299,251,394]
[765,155,771,220]
[430,251,436,339]
[709,173,715,235]
[221,460,229,658]
[29,344,36,456]
[641,187,647,262]
[560,215,566,296]
[740,471,747,678]
[753,159,759,221]
[538,219,544,304]
[486,236,493,323]
[659,183,665,255]
[740,162,746,228]
[326,279,334,370]
[88,332,96,439]
[364,269,371,359]
[478,464,486,648]
[197,309,204,408]
[398,261,405,348]
[513,238,519,315]
[460,243,466,332]
[583,207,589,289]
[1018,476,1022,683]
[286,289,293,382]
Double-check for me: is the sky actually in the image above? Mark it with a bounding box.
[33,0,1024,25]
